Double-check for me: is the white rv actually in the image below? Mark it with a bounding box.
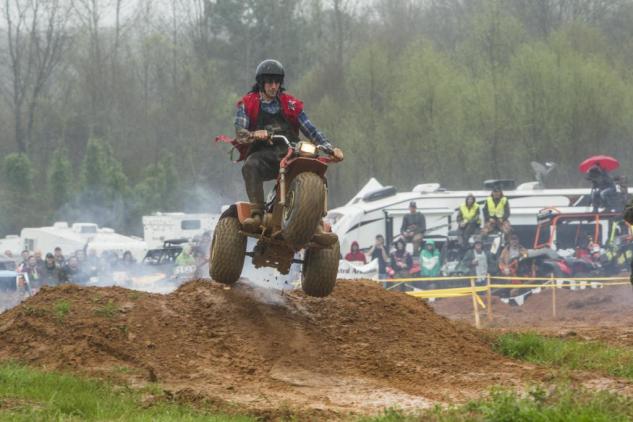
[21,222,148,261]
[327,178,614,254]
[142,213,220,249]
[0,235,22,256]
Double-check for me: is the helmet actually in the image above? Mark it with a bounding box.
[255,59,284,86]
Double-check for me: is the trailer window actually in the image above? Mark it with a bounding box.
[181,220,201,230]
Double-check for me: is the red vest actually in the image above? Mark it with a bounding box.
[237,91,304,136]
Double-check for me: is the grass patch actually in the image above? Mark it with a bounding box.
[94,299,119,318]
[53,300,70,322]
[362,385,633,421]
[494,332,633,379]
[0,362,252,421]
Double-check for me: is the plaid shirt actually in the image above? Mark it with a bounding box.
[234,95,332,148]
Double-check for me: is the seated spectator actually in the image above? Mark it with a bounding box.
[481,187,512,239]
[456,194,481,247]
[587,164,617,212]
[400,201,426,254]
[420,240,441,277]
[461,239,494,283]
[498,234,527,276]
[344,241,367,264]
[390,238,413,277]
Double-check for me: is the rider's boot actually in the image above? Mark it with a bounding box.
[312,221,338,246]
[243,204,264,233]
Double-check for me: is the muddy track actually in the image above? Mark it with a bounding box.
[0,280,550,416]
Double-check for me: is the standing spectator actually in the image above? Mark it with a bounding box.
[59,256,87,285]
[456,194,481,247]
[420,240,441,277]
[176,245,195,266]
[498,234,527,276]
[24,256,42,288]
[481,187,511,239]
[41,253,60,286]
[54,247,66,267]
[400,201,426,254]
[390,239,413,277]
[18,250,29,270]
[367,234,389,279]
[344,241,367,264]
[33,250,45,272]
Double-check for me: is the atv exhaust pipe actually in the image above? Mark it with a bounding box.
[279,168,287,206]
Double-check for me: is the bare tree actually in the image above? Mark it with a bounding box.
[1,0,73,153]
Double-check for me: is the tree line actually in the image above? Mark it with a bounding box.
[1,0,633,236]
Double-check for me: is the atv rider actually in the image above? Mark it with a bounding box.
[235,59,344,234]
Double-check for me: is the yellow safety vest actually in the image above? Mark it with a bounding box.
[459,203,480,224]
[486,196,507,219]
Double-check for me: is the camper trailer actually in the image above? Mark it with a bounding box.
[0,235,22,256]
[142,213,220,249]
[21,222,148,261]
[328,178,614,254]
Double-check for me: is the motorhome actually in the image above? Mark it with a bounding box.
[327,177,620,254]
[21,222,148,261]
[142,213,220,249]
[0,235,22,256]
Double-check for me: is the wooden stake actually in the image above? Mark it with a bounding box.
[486,274,493,322]
[470,277,481,329]
[551,273,557,318]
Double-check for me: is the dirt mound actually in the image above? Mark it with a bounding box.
[432,284,633,329]
[0,280,533,415]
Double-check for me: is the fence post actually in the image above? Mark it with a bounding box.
[470,277,481,329]
[486,274,493,322]
[551,273,557,318]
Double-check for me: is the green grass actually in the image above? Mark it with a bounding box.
[0,362,253,421]
[494,332,633,379]
[362,385,633,421]
[53,300,70,322]
[93,299,119,318]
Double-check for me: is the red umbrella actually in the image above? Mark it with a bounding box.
[578,155,620,173]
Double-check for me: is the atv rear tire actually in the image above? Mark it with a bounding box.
[282,172,325,249]
[210,217,246,285]
[302,240,340,297]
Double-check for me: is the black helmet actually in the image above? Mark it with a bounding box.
[255,59,284,86]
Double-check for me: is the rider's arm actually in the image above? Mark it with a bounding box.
[503,201,510,221]
[234,104,251,143]
[297,110,333,149]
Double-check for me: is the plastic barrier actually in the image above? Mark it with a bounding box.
[381,274,632,328]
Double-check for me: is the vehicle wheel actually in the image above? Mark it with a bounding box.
[282,172,325,249]
[210,217,246,285]
[302,240,340,297]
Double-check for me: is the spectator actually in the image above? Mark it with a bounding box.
[456,194,481,247]
[344,241,367,264]
[176,245,195,266]
[367,234,389,279]
[23,255,42,288]
[461,239,494,283]
[420,240,441,277]
[400,201,426,254]
[614,175,629,211]
[54,247,65,267]
[199,231,212,258]
[34,250,45,272]
[18,249,29,270]
[498,234,527,276]
[587,164,617,212]
[390,238,413,277]
[481,187,511,239]
[41,253,60,286]
[59,256,88,285]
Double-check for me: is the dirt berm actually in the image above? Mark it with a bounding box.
[0,280,534,416]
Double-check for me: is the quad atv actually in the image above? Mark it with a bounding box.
[210,133,340,297]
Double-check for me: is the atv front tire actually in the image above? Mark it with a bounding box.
[282,172,325,248]
[302,240,340,297]
[210,217,246,285]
